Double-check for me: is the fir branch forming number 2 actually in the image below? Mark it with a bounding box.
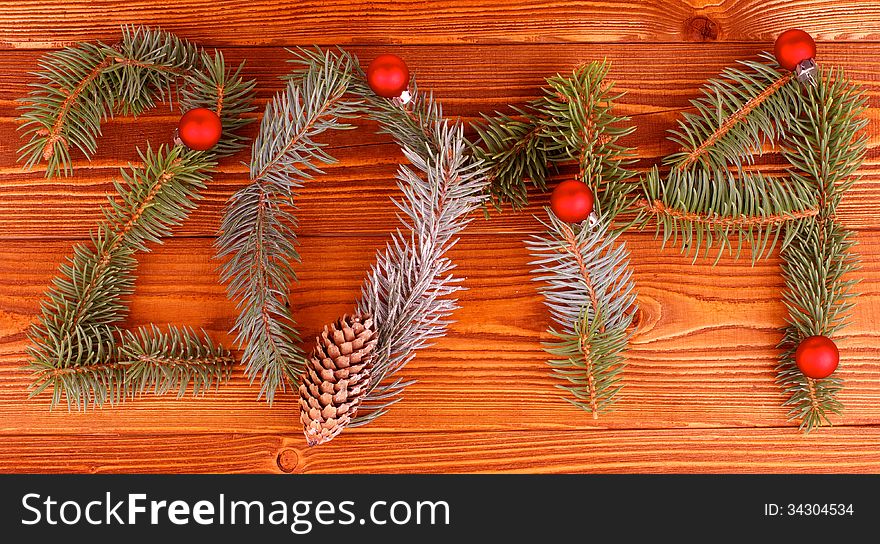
[18,26,257,409]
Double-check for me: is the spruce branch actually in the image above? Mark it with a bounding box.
[470,81,552,211]
[471,61,638,416]
[179,50,257,158]
[30,325,233,409]
[217,50,362,403]
[120,325,234,397]
[675,72,795,171]
[290,48,488,431]
[356,77,445,161]
[18,25,204,178]
[775,67,867,431]
[526,212,636,418]
[472,112,548,210]
[664,53,801,174]
[470,61,636,213]
[538,61,637,222]
[353,121,489,426]
[26,145,231,409]
[640,166,819,263]
[777,218,852,430]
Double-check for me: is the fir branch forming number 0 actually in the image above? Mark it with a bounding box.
[216,48,488,445]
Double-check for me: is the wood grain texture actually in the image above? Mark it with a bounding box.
[2,45,880,239]
[0,1,879,48]
[3,427,880,473]
[1,1,879,473]
[1,236,878,436]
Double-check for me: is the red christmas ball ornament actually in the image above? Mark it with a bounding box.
[795,335,839,379]
[550,180,595,223]
[366,54,410,98]
[774,29,817,71]
[177,107,222,151]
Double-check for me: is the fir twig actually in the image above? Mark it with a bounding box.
[470,97,551,210]
[474,114,548,210]
[538,61,637,223]
[635,198,819,226]
[290,48,488,430]
[470,61,638,415]
[179,50,257,158]
[217,50,362,403]
[664,53,801,174]
[26,145,229,409]
[471,61,636,214]
[121,325,234,397]
[527,213,636,418]
[675,71,795,171]
[640,166,819,263]
[18,25,203,178]
[775,67,867,431]
[353,121,488,426]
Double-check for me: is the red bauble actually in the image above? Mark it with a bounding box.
[366,54,410,98]
[178,108,222,151]
[550,180,595,223]
[774,29,817,71]
[795,335,839,379]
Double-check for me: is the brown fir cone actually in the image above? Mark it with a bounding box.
[299,313,378,446]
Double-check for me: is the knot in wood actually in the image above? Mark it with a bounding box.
[276,448,300,473]
[684,15,719,42]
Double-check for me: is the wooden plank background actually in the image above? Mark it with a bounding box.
[1,0,879,473]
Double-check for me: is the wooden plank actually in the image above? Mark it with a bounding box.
[1,2,879,475]
[1,1,879,48]
[291,427,880,474]
[2,427,880,473]
[0,433,282,473]
[1,234,878,435]
[2,44,879,239]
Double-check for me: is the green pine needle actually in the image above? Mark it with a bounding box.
[21,27,256,409]
[216,49,362,404]
[774,67,867,431]
[527,212,636,417]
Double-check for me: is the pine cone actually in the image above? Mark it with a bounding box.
[299,314,378,446]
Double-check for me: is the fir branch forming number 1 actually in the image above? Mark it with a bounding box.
[474,61,640,419]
